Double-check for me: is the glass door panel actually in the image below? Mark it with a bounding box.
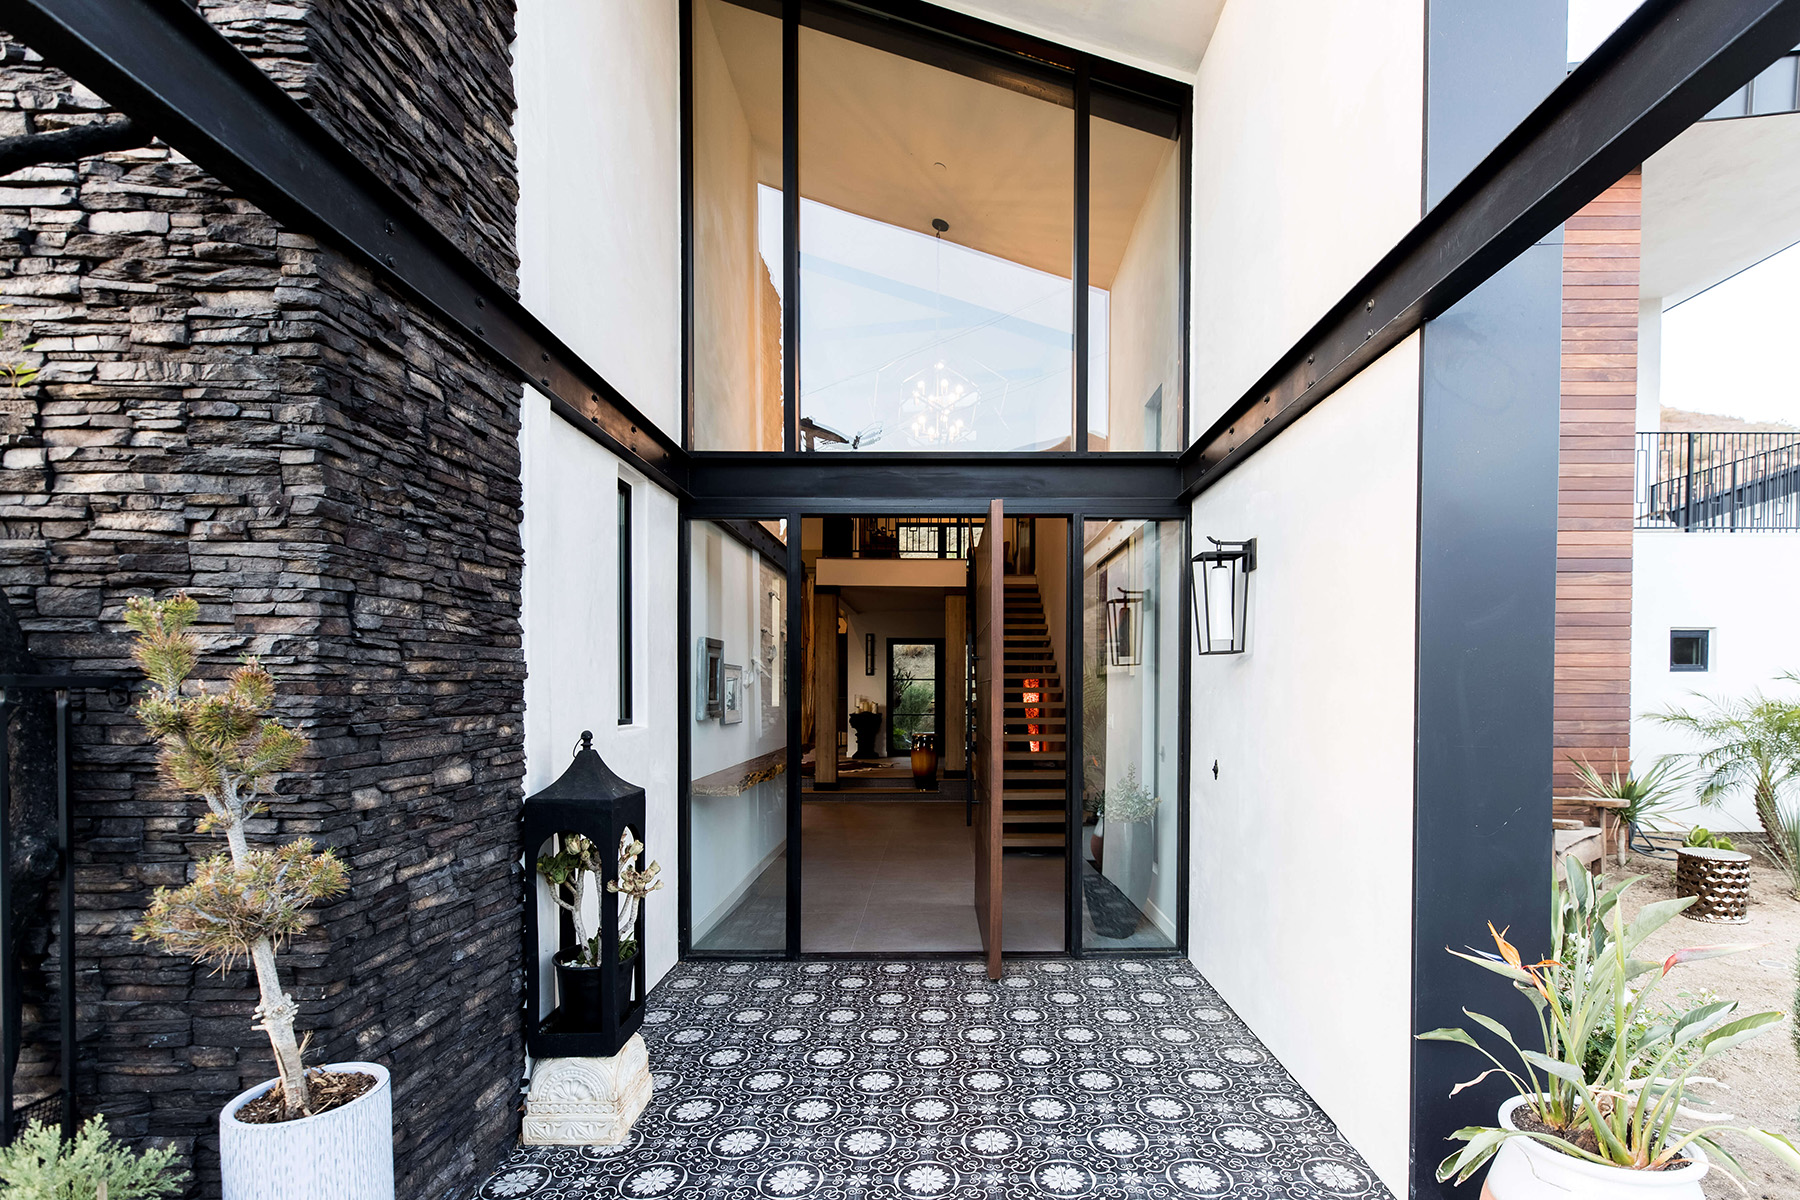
[690,519,789,952]
[1080,519,1180,949]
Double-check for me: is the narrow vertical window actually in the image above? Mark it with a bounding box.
[618,480,634,723]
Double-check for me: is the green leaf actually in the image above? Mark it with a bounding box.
[1739,1129,1800,1174]
[1695,1010,1782,1058]
[1416,1027,1480,1048]
[1518,1050,1584,1084]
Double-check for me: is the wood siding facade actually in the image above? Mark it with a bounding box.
[1555,171,1640,817]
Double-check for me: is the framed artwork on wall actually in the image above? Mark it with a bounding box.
[721,663,744,725]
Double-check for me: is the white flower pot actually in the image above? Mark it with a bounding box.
[1482,1095,1708,1200]
[219,1061,395,1200]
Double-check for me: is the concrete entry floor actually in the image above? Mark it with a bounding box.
[475,958,1395,1199]
[802,800,1062,953]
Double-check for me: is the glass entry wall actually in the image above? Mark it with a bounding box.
[689,519,790,952]
[798,23,1075,452]
[690,0,784,451]
[1088,90,1184,452]
[1080,519,1182,949]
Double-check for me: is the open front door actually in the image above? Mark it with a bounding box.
[971,499,1003,978]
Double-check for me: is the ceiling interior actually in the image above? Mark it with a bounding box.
[1641,112,1800,305]
[704,0,1180,286]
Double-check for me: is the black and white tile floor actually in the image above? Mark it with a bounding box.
[474,959,1395,1200]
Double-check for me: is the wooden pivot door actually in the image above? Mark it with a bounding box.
[971,499,1004,979]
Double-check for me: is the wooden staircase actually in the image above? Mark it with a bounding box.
[1000,576,1066,851]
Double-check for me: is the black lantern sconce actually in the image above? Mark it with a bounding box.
[522,731,648,1059]
[1105,587,1145,667]
[1191,537,1257,655]
[864,633,876,675]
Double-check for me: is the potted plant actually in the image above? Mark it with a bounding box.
[1567,755,1686,867]
[1419,856,1800,1198]
[1649,681,1800,898]
[537,832,661,1027]
[124,595,392,1200]
[1090,767,1160,937]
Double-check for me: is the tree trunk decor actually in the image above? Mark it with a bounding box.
[124,594,347,1120]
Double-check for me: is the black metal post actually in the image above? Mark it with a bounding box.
[1065,512,1083,957]
[54,692,71,1140]
[0,690,12,1143]
[1072,64,1090,452]
[1686,430,1697,530]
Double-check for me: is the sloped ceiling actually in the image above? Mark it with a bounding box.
[1641,112,1800,305]
[937,0,1225,78]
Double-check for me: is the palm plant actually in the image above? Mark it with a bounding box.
[1649,683,1800,897]
[1567,755,1687,867]
[1418,856,1800,1185]
[126,595,347,1118]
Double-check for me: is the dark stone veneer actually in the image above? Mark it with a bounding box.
[0,0,527,1192]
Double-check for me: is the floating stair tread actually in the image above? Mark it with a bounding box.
[1002,832,1067,848]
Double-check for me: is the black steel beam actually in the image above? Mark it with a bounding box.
[4,0,688,497]
[685,454,1185,517]
[1178,0,1800,500]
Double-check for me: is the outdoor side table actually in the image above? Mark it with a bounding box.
[1675,846,1752,923]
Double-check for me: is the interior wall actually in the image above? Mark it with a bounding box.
[519,388,681,997]
[1103,145,1182,451]
[690,522,789,936]
[842,607,948,755]
[1188,337,1421,1195]
[1188,0,1424,436]
[513,0,681,437]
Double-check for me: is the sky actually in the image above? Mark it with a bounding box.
[1660,243,1800,426]
[1569,0,1800,428]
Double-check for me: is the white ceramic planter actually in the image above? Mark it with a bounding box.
[1482,1095,1708,1200]
[219,1061,395,1200]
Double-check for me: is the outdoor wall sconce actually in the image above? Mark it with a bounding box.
[1191,537,1256,655]
[1105,587,1145,667]
[523,731,649,1059]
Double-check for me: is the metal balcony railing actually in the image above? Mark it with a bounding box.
[1636,431,1800,531]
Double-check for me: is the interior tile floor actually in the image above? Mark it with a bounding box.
[694,801,1065,954]
[474,958,1394,1200]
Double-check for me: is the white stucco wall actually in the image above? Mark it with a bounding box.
[1631,531,1800,830]
[520,388,682,1003]
[513,0,682,438]
[1189,0,1424,437]
[1189,337,1421,1195]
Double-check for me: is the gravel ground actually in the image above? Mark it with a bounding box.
[1608,845,1799,1200]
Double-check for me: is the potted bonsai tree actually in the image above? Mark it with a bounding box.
[1419,855,1800,1198]
[125,595,393,1200]
[537,831,661,1026]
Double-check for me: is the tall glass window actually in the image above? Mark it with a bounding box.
[692,0,784,451]
[690,519,789,951]
[1081,519,1180,949]
[798,22,1074,452]
[1088,92,1183,452]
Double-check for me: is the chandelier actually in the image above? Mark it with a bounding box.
[903,360,979,445]
[901,218,980,447]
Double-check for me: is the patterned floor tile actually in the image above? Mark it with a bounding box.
[474,959,1394,1200]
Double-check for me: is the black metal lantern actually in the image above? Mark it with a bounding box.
[1191,537,1256,655]
[1105,587,1145,667]
[523,731,648,1058]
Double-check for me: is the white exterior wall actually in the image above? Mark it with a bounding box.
[513,0,682,437]
[1189,338,1420,1196]
[520,388,682,1002]
[1189,0,1424,435]
[1631,531,1800,830]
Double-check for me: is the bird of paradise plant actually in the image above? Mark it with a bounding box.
[1418,856,1800,1186]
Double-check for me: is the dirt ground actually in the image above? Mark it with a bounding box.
[1607,845,1799,1199]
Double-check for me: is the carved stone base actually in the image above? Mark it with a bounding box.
[522,1036,653,1146]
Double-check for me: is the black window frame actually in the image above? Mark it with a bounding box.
[679,0,1193,459]
[619,479,635,723]
[1669,628,1709,672]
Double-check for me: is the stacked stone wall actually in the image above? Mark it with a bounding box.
[0,0,526,1190]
